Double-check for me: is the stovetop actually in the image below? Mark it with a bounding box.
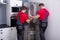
[0,24,11,28]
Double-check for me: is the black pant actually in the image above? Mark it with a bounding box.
[39,21,48,40]
[16,25,24,40]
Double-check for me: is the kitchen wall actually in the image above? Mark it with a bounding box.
[28,0,60,40]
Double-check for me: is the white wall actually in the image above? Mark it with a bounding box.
[28,0,60,40]
[28,0,40,3]
[42,0,60,40]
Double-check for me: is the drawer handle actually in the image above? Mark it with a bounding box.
[0,30,3,31]
[1,39,3,40]
[1,32,3,34]
[11,29,13,30]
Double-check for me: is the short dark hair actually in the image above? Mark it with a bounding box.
[39,3,45,6]
[20,6,27,11]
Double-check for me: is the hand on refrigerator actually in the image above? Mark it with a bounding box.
[30,15,40,19]
[29,14,33,18]
[29,17,33,21]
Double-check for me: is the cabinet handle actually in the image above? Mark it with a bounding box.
[11,28,13,30]
[1,32,3,34]
[0,30,3,31]
[1,39,3,40]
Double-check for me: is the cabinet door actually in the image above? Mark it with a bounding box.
[11,27,17,40]
[0,28,11,40]
[10,0,22,7]
[0,27,17,40]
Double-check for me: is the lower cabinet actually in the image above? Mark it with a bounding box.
[0,27,17,40]
[11,27,17,40]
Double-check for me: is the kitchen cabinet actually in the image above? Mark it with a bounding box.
[0,27,17,40]
[11,27,17,40]
[0,2,7,24]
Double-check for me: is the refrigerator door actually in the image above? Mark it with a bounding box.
[23,2,40,16]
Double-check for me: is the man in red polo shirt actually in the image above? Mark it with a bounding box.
[30,3,49,40]
[16,6,33,40]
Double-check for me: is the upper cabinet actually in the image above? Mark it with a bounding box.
[10,0,22,7]
[0,0,7,4]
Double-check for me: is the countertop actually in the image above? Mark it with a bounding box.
[0,24,15,28]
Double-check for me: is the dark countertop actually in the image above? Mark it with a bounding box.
[0,24,16,28]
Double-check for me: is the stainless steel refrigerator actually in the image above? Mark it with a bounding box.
[23,2,40,40]
[23,2,40,16]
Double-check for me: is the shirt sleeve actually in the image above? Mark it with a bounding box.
[37,10,44,16]
[24,14,28,21]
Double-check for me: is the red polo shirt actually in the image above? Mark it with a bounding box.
[16,12,28,24]
[37,8,49,21]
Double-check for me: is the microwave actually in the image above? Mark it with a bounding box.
[12,7,20,12]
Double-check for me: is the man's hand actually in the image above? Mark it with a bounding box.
[29,15,33,18]
[29,15,40,19]
[29,17,33,20]
[29,14,40,19]
[26,15,33,23]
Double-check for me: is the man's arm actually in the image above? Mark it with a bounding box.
[26,19,30,23]
[33,15,40,19]
[26,17,33,23]
[30,15,40,19]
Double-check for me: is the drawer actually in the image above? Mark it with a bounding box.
[0,27,17,40]
[0,37,11,40]
[0,31,3,35]
[0,28,11,39]
[0,29,3,31]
